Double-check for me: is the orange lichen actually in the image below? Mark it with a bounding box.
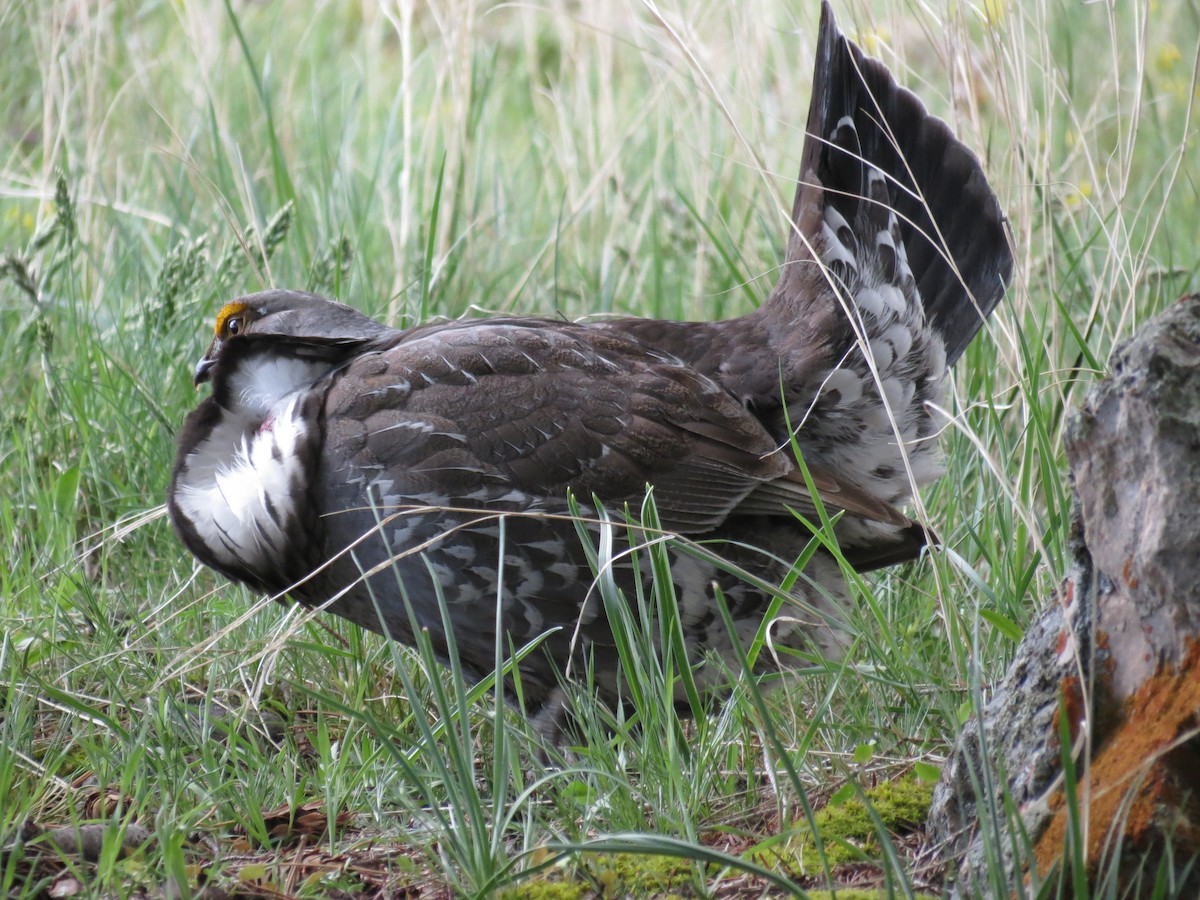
[1121,557,1139,590]
[1034,639,1200,884]
[1051,675,1087,746]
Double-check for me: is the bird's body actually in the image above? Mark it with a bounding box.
[169,2,1012,727]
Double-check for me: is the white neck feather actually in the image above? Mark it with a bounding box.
[226,355,328,417]
[174,355,328,576]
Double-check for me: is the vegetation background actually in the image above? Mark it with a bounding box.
[2,0,1197,896]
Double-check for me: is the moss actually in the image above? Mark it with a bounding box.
[590,852,693,896]
[501,851,695,898]
[752,775,933,874]
[806,892,939,900]
[498,879,586,900]
[505,779,934,898]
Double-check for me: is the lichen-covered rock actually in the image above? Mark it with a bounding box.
[1067,294,1200,700]
[928,294,1200,895]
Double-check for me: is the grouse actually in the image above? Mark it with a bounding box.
[169,2,1012,732]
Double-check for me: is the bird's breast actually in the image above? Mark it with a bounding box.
[170,393,314,585]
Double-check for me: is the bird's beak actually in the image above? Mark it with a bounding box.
[193,337,222,387]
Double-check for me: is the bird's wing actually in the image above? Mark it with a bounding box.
[318,318,909,535]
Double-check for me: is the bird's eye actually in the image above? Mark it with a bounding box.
[214,301,251,339]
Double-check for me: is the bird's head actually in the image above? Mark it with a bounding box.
[194,289,394,386]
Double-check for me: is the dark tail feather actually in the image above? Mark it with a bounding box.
[790,1,1013,365]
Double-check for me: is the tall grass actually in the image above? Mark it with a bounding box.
[2,0,1197,895]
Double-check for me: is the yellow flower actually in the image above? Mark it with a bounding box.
[3,205,35,231]
[1155,43,1182,74]
[855,27,890,56]
[1065,180,1093,210]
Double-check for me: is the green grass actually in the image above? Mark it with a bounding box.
[2,0,1198,896]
